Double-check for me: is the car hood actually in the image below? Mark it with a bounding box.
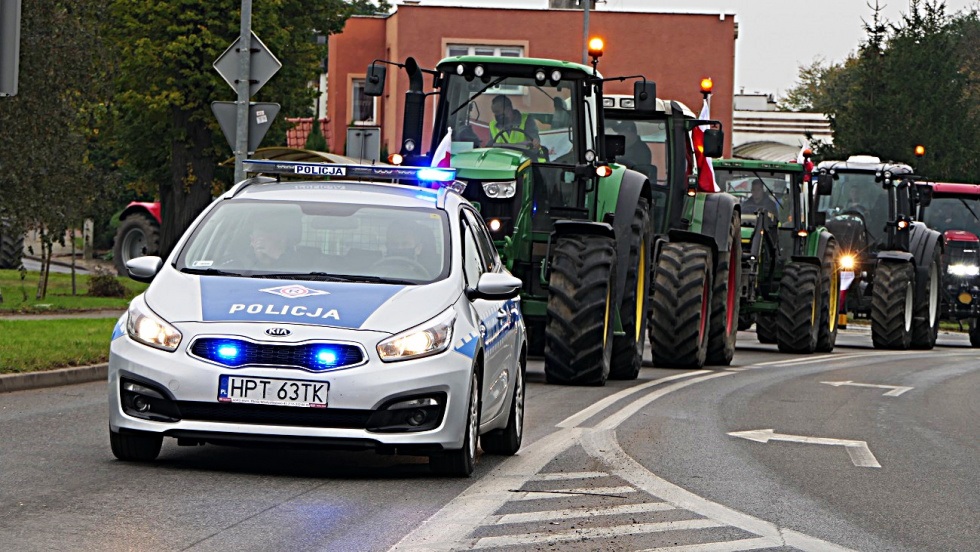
[143,268,460,335]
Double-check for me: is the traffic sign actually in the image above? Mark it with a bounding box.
[212,101,280,153]
[213,31,281,97]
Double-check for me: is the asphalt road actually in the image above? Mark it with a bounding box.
[1,329,977,551]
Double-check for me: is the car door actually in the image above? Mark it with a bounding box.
[461,208,516,423]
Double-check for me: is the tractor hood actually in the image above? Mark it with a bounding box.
[452,148,528,181]
[944,229,980,243]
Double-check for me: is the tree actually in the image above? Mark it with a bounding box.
[104,0,357,256]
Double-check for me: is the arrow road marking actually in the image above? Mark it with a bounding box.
[728,429,881,468]
[820,380,914,397]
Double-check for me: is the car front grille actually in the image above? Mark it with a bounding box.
[176,401,373,429]
[190,338,365,372]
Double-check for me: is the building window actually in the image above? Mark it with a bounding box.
[446,44,524,94]
[350,79,377,125]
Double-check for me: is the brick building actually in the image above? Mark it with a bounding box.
[327,3,737,157]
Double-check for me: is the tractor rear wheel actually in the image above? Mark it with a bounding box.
[649,242,713,368]
[544,234,616,385]
[871,261,915,350]
[816,240,840,352]
[755,314,777,343]
[776,262,820,354]
[911,247,941,349]
[610,199,651,380]
[113,213,160,276]
[969,319,980,348]
[0,220,24,269]
[706,212,742,365]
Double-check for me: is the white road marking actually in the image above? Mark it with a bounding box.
[557,370,708,428]
[728,429,881,468]
[513,485,636,500]
[494,501,675,525]
[636,536,784,552]
[820,380,914,397]
[530,471,608,481]
[596,372,733,430]
[470,519,724,549]
[583,430,857,552]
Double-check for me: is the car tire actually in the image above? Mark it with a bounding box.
[480,356,524,456]
[109,428,163,462]
[430,370,479,477]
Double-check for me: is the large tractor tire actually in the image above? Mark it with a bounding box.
[113,213,160,276]
[911,247,941,349]
[706,212,742,365]
[816,240,840,352]
[871,261,915,350]
[544,234,617,385]
[969,319,980,348]
[649,242,713,368]
[0,220,24,269]
[755,314,777,343]
[610,199,652,380]
[776,262,820,354]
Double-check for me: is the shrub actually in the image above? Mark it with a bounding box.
[87,266,127,298]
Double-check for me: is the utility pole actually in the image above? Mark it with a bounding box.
[581,0,591,65]
[234,0,253,184]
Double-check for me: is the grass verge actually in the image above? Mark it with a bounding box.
[0,318,118,373]
[0,269,146,314]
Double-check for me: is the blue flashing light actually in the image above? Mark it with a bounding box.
[217,345,240,360]
[417,168,455,182]
[316,348,339,366]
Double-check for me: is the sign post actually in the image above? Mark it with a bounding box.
[0,0,22,97]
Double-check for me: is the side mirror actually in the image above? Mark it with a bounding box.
[916,185,933,207]
[816,173,834,196]
[127,256,164,283]
[603,134,626,161]
[364,64,387,97]
[634,80,657,113]
[703,128,724,158]
[467,272,522,301]
[813,211,827,227]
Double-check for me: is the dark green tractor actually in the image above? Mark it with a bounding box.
[713,157,841,353]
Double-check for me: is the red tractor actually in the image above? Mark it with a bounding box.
[112,201,161,275]
[917,182,980,346]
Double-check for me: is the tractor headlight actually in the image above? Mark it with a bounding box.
[377,309,455,362]
[482,180,517,199]
[948,264,980,277]
[126,297,182,352]
[839,254,857,271]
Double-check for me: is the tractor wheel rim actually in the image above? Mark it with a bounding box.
[928,262,939,324]
[726,246,738,334]
[829,267,839,332]
[124,230,146,261]
[635,240,646,342]
[699,276,709,345]
[603,285,611,348]
[904,282,914,332]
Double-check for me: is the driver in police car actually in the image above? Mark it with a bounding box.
[249,220,300,267]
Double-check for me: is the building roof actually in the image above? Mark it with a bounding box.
[732,141,801,163]
[285,118,331,149]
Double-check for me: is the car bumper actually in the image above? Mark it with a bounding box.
[108,322,473,452]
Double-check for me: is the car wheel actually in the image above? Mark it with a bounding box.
[109,428,163,462]
[430,370,479,477]
[480,357,524,455]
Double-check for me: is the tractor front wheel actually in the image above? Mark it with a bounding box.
[649,242,713,368]
[706,212,742,365]
[113,213,160,276]
[544,234,617,385]
[610,199,651,380]
[776,262,820,354]
[0,220,24,269]
[911,247,941,349]
[816,240,840,352]
[871,261,915,350]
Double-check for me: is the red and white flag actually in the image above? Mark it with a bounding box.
[431,127,453,168]
[691,98,720,192]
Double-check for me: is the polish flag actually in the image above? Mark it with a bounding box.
[431,127,452,168]
[691,98,720,192]
[796,144,814,182]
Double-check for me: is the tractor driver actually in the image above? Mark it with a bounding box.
[741,179,779,219]
[612,120,652,169]
[489,95,545,160]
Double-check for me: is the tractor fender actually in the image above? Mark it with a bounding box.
[610,169,651,312]
[553,220,615,240]
[789,255,821,266]
[814,230,834,260]
[692,192,740,253]
[877,250,915,264]
[909,224,944,300]
[666,229,718,260]
[119,201,162,225]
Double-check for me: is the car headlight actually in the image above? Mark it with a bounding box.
[948,264,980,277]
[482,180,517,199]
[839,254,857,271]
[126,298,182,352]
[377,308,455,362]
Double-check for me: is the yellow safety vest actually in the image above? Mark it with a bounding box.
[490,113,546,161]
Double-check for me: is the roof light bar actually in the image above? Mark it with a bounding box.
[242,159,456,183]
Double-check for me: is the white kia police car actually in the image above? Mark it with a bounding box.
[109,160,526,476]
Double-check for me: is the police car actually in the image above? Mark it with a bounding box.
[109,160,526,477]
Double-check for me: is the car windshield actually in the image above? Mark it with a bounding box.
[441,73,580,164]
[715,169,796,226]
[176,200,450,284]
[922,196,980,233]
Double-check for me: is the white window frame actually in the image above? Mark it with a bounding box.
[445,43,525,95]
[350,77,378,126]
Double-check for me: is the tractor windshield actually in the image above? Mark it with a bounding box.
[440,73,582,164]
[602,114,668,186]
[715,170,797,228]
[922,195,980,234]
[818,171,889,244]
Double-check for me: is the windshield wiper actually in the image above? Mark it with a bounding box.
[329,274,419,285]
[253,272,418,285]
[180,267,244,277]
[959,199,980,224]
[451,76,508,116]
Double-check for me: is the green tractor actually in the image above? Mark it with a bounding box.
[365,48,729,384]
[713,156,841,353]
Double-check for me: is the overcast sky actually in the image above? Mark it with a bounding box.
[404,0,978,97]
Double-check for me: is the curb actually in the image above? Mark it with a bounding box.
[0,363,107,394]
